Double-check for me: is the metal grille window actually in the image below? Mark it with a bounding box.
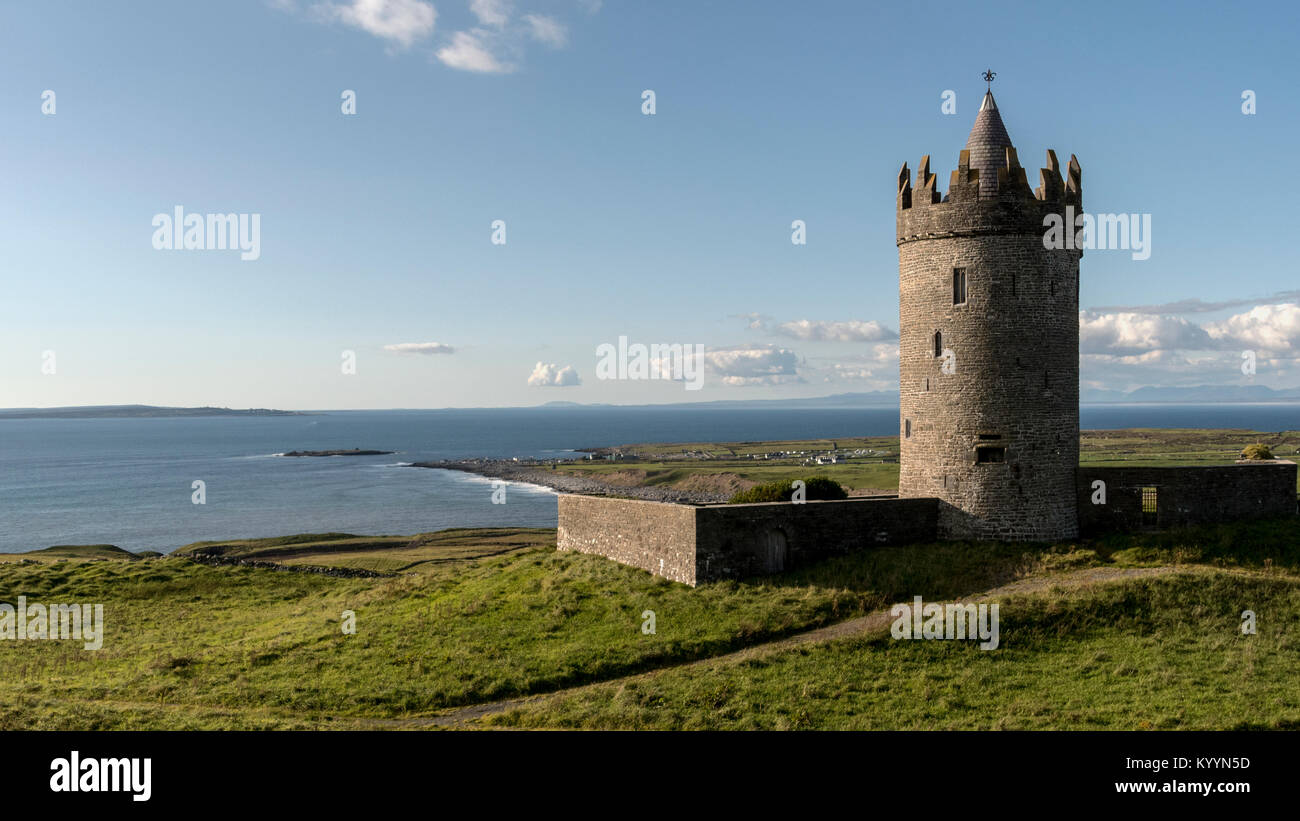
[1141,486,1158,526]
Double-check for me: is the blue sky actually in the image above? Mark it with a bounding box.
[2,0,1298,409]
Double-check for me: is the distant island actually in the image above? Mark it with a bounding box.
[281,449,394,457]
[0,405,309,419]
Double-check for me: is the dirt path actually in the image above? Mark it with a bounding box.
[377,564,1189,729]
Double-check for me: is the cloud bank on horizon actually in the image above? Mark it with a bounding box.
[384,342,457,354]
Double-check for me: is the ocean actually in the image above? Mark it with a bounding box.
[1,404,1297,554]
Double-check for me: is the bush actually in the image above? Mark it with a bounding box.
[1240,443,1275,460]
[728,476,848,504]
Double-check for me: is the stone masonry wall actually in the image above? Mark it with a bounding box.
[693,497,939,582]
[557,494,939,586]
[557,494,698,585]
[897,170,1081,541]
[1077,462,1297,535]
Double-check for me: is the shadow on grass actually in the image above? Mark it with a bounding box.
[1088,516,1300,572]
[739,540,1051,603]
[741,515,1300,601]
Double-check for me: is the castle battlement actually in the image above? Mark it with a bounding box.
[897,88,1082,246]
[897,148,1082,244]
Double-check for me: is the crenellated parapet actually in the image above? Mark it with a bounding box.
[897,147,1082,246]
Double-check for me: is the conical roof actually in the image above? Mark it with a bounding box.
[965,91,1014,197]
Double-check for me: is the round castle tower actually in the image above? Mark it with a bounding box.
[896,90,1082,541]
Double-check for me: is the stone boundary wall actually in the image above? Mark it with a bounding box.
[557,495,699,585]
[557,494,939,585]
[1077,462,1297,535]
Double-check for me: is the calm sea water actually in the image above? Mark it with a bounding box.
[1,404,1296,554]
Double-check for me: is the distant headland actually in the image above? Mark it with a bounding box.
[0,405,309,420]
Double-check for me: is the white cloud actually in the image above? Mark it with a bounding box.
[871,343,900,363]
[469,0,509,26]
[1206,303,1300,352]
[1082,349,1212,370]
[1091,289,1300,314]
[384,342,456,354]
[523,14,567,47]
[1077,304,1300,391]
[703,345,802,386]
[1079,311,1214,355]
[1080,303,1300,361]
[803,345,899,388]
[438,4,578,74]
[315,0,437,48]
[528,361,581,387]
[738,314,897,342]
[436,29,513,73]
[774,319,897,343]
[733,312,771,331]
[296,0,584,72]
[823,366,873,381]
[1079,349,1240,392]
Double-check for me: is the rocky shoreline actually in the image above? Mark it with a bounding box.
[408,459,727,504]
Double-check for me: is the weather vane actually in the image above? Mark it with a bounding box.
[982,69,997,89]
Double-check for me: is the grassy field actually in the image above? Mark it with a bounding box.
[0,544,144,563]
[2,427,1297,730]
[1,529,876,729]
[476,516,1300,730]
[558,428,1300,493]
[174,528,555,573]
[561,435,901,493]
[3,515,1299,730]
[488,569,1300,730]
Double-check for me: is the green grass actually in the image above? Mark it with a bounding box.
[0,528,874,729]
[728,476,848,504]
[487,570,1300,730]
[0,544,142,563]
[173,528,556,572]
[172,532,412,559]
[557,459,900,492]
[5,517,1300,730]
[1093,518,1300,573]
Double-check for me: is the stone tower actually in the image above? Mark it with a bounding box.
[896,89,1082,541]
